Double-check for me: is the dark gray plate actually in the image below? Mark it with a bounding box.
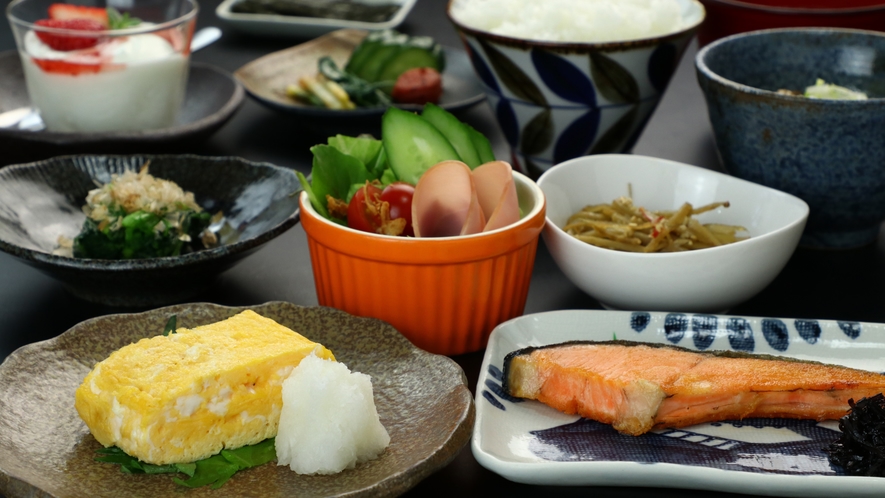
[0,302,475,498]
[0,155,301,306]
[0,51,244,166]
[235,29,486,121]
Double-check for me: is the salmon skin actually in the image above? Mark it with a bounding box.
[502,340,885,436]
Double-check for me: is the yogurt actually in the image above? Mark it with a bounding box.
[20,29,188,133]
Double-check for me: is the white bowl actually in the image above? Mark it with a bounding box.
[537,154,809,312]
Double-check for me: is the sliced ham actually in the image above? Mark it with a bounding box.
[411,160,522,237]
[472,161,520,232]
[411,160,485,237]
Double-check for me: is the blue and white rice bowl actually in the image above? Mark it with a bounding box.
[447,0,705,179]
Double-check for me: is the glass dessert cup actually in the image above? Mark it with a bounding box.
[6,0,198,133]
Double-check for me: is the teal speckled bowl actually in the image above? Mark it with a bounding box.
[696,28,885,249]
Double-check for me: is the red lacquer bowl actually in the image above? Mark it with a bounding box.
[698,0,885,46]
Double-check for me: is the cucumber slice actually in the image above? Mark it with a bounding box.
[421,103,481,168]
[345,30,396,75]
[465,124,496,164]
[399,35,445,71]
[376,46,443,83]
[355,34,409,82]
[382,107,461,185]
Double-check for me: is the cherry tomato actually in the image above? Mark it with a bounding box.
[347,183,383,233]
[381,182,415,236]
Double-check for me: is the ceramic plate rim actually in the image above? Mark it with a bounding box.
[216,0,417,37]
[473,309,885,497]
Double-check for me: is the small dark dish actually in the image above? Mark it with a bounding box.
[696,28,885,249]
[0,52,245,166]
[0,155,301,306]
[0,302,475,498]
[697,0,885,46]
[234,29,485,123]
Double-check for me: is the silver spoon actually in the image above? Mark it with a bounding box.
[0,26,223,131]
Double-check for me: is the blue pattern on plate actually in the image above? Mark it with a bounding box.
[485,378,524,404]
[664,313,688,344]
[482,390,506,411]
[552,110,600,164]
[838,321,861,339]
[762,319,790,352]
[484,365,525,411]
[630,312,651,332]
[495,98,519,147]
[529,418,840,476]
[488,364,503,381]
[531,49,596,106]
[726,317,755,352]
[465,41,500,93]
[691,314,718,350]
[795,319,822,344]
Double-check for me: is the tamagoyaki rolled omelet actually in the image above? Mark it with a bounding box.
[75,310,335,464]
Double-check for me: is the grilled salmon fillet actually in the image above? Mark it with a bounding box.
[75,310,335,464]
[503,340,885,436]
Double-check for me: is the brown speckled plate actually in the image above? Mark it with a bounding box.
[0,302,475,498]
[234,29,486,120]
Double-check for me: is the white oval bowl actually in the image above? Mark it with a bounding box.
[537,154,809,312]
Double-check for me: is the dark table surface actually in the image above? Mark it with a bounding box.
[3,1,885,496]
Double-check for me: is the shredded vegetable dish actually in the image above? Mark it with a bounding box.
[564,197,748,253]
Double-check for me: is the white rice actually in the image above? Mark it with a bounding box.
[275,353,390,475]
[451,0,690,43]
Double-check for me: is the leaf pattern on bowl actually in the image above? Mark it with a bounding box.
[524,156,546,180]
[553,109,600,164]
[648,42,678,93]
[495,98,519,147]
[520,108,553,156]
[531,49,596,106]
[478,39,548,106]
[465,40,500,93]
[588,105,639,155]
[589,53,639,104]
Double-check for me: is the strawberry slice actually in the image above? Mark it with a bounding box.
[47,3,109,27]
[34,19,106,51]
[31,58,105,74]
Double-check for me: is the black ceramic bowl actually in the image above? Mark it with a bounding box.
[0,155,301,306]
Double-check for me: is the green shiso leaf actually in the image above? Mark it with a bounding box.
[162,315,177,336]
[96,438,277,489]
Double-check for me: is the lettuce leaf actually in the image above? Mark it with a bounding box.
[300,135,395,222]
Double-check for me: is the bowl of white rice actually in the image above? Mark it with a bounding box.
[448,0,705,178]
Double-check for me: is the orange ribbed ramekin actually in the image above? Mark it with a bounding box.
[300,172,546,356]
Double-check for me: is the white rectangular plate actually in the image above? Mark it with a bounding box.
[216,0,417,39]
[473,310,885,497]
